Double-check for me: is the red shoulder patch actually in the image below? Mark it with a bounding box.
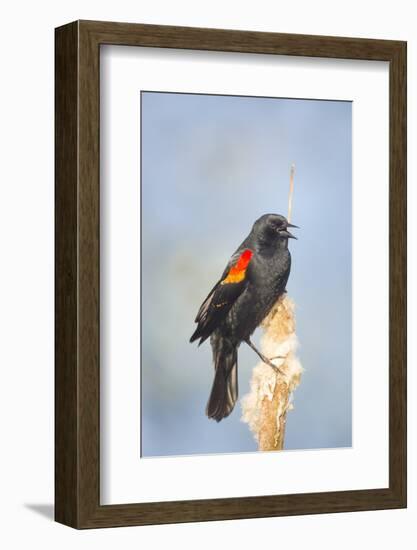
[222,249,253,284]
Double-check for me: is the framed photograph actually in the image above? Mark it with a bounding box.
[55,20,406,528]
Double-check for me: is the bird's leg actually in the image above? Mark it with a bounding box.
[245,339,285,375]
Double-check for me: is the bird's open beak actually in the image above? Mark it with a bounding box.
[281,222,299,239]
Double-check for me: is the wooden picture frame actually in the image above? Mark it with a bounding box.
[55,20,407,529]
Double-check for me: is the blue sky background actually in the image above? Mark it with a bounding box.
[141,91,352,457]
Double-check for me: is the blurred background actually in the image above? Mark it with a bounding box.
[141,91,352,457]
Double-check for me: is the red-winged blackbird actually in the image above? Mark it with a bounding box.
[190,213,298,422]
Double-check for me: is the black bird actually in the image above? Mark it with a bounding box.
[190,213,298,422]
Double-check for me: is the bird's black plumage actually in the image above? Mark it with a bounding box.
[190,213,297,421]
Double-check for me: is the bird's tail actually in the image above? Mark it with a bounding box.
[206,336,238,422]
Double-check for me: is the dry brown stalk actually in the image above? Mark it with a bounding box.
[288,164,295,223]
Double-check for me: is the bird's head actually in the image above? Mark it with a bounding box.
[251,213,298,248]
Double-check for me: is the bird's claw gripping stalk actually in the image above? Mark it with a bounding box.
[245,339,285,375]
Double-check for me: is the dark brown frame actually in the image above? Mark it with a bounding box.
[55,20,407,529]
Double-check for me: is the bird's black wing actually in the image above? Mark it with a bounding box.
[190,247,253,345]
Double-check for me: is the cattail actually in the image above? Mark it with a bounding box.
[241,165,303,451]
